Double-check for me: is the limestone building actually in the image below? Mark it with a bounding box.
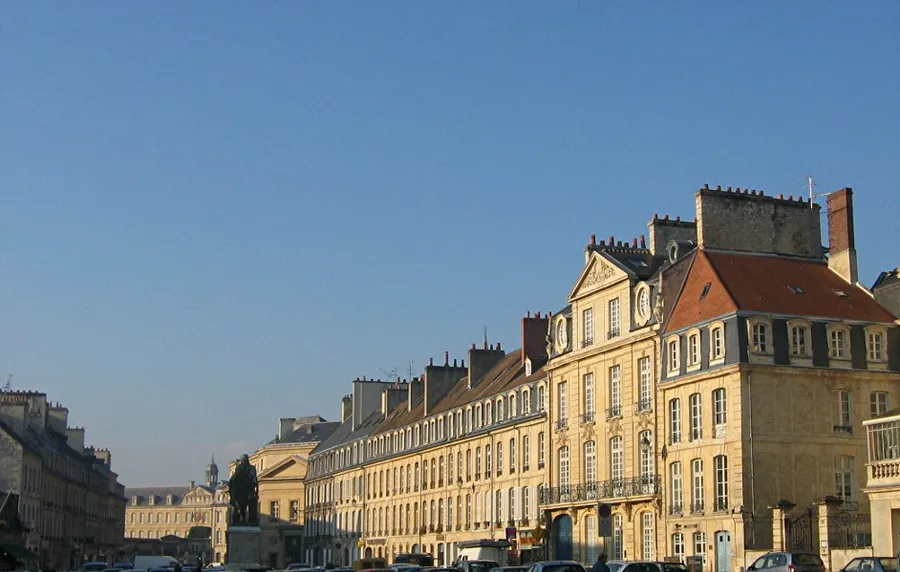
[243,416,340,569]
[0,390,126,570]
[124,458,229,563]
[872,266,900,318]
[862,408,900,556]
[541,186,900,570]
[303,314,552,567]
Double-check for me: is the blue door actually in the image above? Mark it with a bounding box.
[554,515,573,560]
[715,531,732,572]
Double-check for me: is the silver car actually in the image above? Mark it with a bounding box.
[748,552,826,572]
[526,561,587,572]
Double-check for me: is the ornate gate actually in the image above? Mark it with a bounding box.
[786,507,818,552]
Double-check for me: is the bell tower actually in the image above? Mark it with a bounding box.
[206,454,219,487]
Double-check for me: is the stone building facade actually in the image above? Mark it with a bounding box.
[0,390,126,569]
[302,314,552,567]
[540,186,900,571]
[124,458,228,563]
[862,408,900,557]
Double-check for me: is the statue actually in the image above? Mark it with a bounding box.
[227,454,259,526]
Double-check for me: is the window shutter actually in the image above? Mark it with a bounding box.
[516,487,523,520]
[487,490,494,522]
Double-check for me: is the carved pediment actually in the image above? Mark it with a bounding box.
[568,254,627,301]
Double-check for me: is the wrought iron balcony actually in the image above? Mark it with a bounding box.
[554,419,569,431]
[606,406,622,420]
[690,501,704,514]
[668,502,683,515]
[538,475,662,505]
[635,399,652,413]
[580,412,595,425]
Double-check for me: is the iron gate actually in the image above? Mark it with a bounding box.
[786,507,818,552]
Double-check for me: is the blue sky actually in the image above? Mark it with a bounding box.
[2,2,899,486]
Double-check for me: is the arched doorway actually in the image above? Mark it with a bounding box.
[412,544,420,554]
[365,547,373,559]
[438,544,445,566]
[553,514,573,560]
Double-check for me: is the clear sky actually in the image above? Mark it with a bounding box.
[3,2,899,486]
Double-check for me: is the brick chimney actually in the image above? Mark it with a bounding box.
[521,312,550,364]
[340,395,353,423]
[407,377,424,412]
[827,187,858,285]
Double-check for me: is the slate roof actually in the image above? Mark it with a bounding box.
[268,420,341,446]
[375,349,545,435]
[873,267,900,290]
[312,411,384,454]
[124,482,224,506]
[585,245,668,280]
[665,249,896,332]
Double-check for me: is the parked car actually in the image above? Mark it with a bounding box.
[489,567,528,572]
[525,561,587,572]
[839,557,898,572]
[747,552,826,572]
[613,561,688,572]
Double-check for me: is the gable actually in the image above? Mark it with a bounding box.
[568,253,630,302]
[665,250,738,333]
[258,455,309,480]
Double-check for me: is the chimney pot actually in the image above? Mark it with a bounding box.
[632,238,638,247]
[675,216,681,222]
[726,186,732,192]
[788,195,793,201]
[639,234,646,248]
[453,358,457,367]
[444,351,449,365]
[716,185,722,191]
[590,233,596,245]
[429,357,434,366]
[778,194,784,199]
[664,214,669,220]
[599,240,605,246]
[526,311,530,318]
[496,342,501,351]
[609,235,615,245]
[653,213,659,219]
[471,343,476,350]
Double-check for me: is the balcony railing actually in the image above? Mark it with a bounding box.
[868,458,900,487]
[606,406,622,420]
[635,399,652,413]
[668,502,683,515]
[538,475,662,505]
[580,412,596,425]
[555,419,569,431]
[690,501,704,514]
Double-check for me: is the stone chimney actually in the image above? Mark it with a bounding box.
[94,448,112,467]
[467,344,506,390]
[66,427,85,455]
[827,187,859,285]
[407,377,424,412]
[521,312,550,365]
[694,185,822,258]
[340,395,353,423]
[47,404,69,434]
[423,355,467,416]
[278,418,296,440]
[647,215,697,256]
[382,384,408,416]
[0,402,27,437]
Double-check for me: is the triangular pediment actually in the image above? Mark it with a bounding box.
[568,252,629,301]
[258,455,309,480]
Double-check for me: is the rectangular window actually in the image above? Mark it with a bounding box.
[270,501,280,521]
[836,391,852,431]
[609,298,621,338]
[638,357,652,410]
[689,334,700,365]
[612,513,624,560]
[609,365,622,418]
[583,308,594,346]
[642,512,655,560]
[752,323,768,353]
[522,435,531,470]
[558,382,568,422]
[690,459,704,513]
[713,388,727,436]
[830,329,847,359]
[497,442,504,475]
[508,488,516,521]
[584,441,597,483]
[669,339,680,372]
[689,393,702,441]
[670,462,683,514]
[639,430,654,482]
[868,331,885,361]
[466,450,472,480]
[672,533,685,562]
[714,455,728,511]
[509,438,516,472]
[834,456,854,500]
[670,399,682,444]
[711,327,724,360]
[538,385,546,412]
[583,373,595,423]
[290,500,300,522]
[610,436,624,483]
[538,432,546,467]
[495,491,503,522]
[871,392,889,417]
[791,326,808,356]
[693,532,706,559]
[486,444,492,474]
[475,447,482,477]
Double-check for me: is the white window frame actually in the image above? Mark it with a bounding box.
[583,307,594,346]
[670,462,683,513]
[713,388,727,437]
[584,372,595,423]
[669,398,682,444]
[672,532,685,562]
[836,390,852,430]
[866,326,887,363]
[749,318,772,354]
[638,357,652,411]
[558,446,570,487]
[828,324,851,361]
[834,455,854,501]
[691,458,704,513]
[558,382,568,423]
[667,337,681,375]
[642,511,655,560]
[609,365,622,418]
[689,393,703,441]
[870,391,889,417]
[612,513,624,560]
[609,298,621,338]
[709,322,725,362]
[538,432,546,467]
[687,329,701,368]
[714,455,728,511]
[610,436,624,483]
[788,320,811,358]
[584,440,597,483]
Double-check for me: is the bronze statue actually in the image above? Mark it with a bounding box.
[227,454,259,525]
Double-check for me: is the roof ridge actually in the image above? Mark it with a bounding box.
[661,250,698,333]
[699,249,740,312]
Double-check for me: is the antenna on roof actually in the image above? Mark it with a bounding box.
[804,174,835,209]
[407,359,414,381]
[379,366,399,382]
[1,374,11,392]
[483,326,488,349]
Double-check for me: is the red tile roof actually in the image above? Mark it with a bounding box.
[665,250,895,332]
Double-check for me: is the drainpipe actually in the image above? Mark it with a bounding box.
[747,372,756,513]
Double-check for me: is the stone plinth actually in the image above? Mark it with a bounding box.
[226,526,262,571]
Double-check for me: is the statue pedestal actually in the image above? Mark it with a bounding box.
[226,526,262,571]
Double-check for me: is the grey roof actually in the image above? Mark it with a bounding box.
[873,267,900,290]
[124,483,224,506]
[312,411,384,454]
[267,420,341,446]
[585,245,668,280]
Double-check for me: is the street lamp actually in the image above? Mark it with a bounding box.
[639,435,652,454]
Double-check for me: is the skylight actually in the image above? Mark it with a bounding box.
[832,289,850,298]
[699,282,711,300]
[788,285,806,294]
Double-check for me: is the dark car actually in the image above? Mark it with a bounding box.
[839,557,898,572]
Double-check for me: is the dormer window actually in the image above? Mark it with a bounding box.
[148,495,155,506]
[708,322,725,363]
[791,324,809,357]
[666,336,680,376]
[525,358,533,377]
[867,328,886,362]
[167,495,174,505]
[687,330,701,368]
[751,323,769,353]
[131,496,138,506]
[828,325,851,361]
